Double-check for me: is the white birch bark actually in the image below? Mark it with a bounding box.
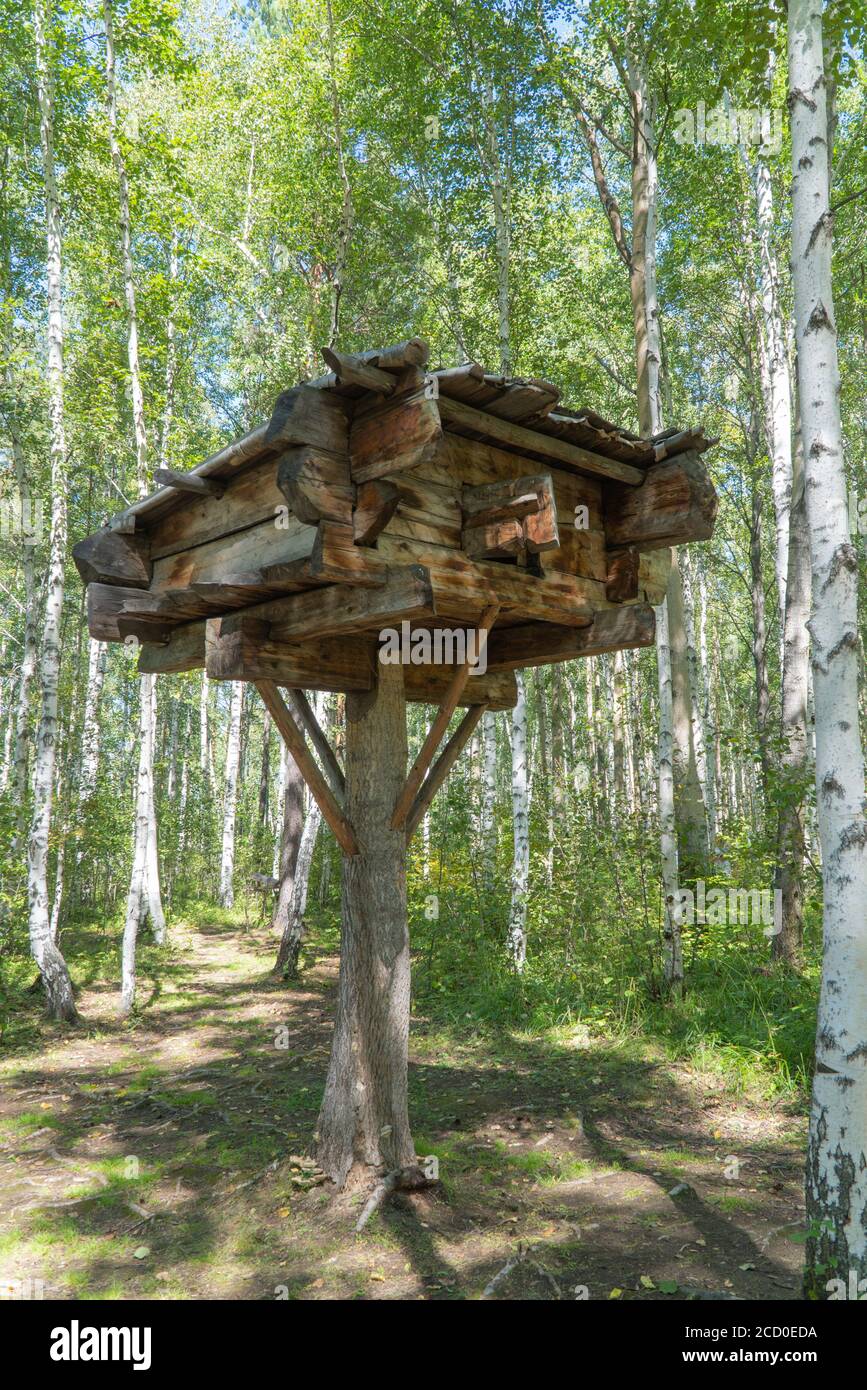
[8,405,39,836]
[789,0,867,1295]
[219,681,244,908]
[507,672,529,971]
[656,597,683,996]
[481,709,497,886]
[27,0,78,1021]
[78,639,107,805]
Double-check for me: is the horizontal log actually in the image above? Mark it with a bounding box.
[402,662,516,710]
[106,422,273,531]
[321,347,395,394]
[153,468,225,498]
[438,395,644,486]
[604,451,717,550]
[148,455,288,561]
[265,384,349,455]
[365,337,430,372]
[606,546,639,602]
[350,382,442,484]
[151,515,317,597]
[268,566,436,643]
[462,473,559,558]
[206,615,376,692]
[308,521,389,586]
[138,620,206,673]
[73,528,151,589]
[276,447,354,526]
[487,604,656,670]
[86,584,195,641]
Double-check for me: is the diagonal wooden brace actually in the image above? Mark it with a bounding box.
[285,688,346,800]
[405,704,488,842]
[390,603,499,830]
[255,680,359,857]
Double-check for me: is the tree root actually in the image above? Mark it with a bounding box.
[355,1164,434,1232]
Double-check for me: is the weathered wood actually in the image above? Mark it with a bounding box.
[438,395,645,485]
[191,571,314,606]
[309,521,389,587]
[636,547,672,604]
[351,382,442,484]
[405,705,487,841]
[353,479,400,544]
[255,680,359,856]
[402,663,516,709]
[206,615,376,692]
[375,537,598,625]
[265,383,349,455]
[462,474,551,525]
[147,455,287,561]
[268,566,435,643]
[321,347,395,394]
[606,546,640,602]
[462,473,559,559]
[285,689,346,799]
[390,603,499,829]
[604,451,717,550]
[73,528,151,589]
[153,468,225,498]
[276,447,354,526]
[366,337,429,371]
[138,620,206,673]
[86,583,194,641]
[462,517,524,559]
[151,515,317,597]
[487,604,656,670]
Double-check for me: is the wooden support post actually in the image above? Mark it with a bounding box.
[255,680,359,857]
[316,660,417,1188]
[405,705,487,841]
[285,688,345,799]
[389,603,499,830]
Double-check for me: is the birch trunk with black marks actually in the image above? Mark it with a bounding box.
[219,681,244,908]
[773,422,811,966]
[8,406,39,836]
[27,0,78,1021]
[789,0,867,1297]
[106,0,165,999]
[507,672,529,970]
[316,661,416,1189]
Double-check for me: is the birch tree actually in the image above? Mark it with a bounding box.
[788,0,867,1297]
[26,0,78,1022]
[219,681,244,908]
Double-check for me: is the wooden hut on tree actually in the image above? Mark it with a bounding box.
[74,336,717,1200]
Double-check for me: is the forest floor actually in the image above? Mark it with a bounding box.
[0,912,808,1300]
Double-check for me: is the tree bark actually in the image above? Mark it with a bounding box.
[316,660,415,1190]
[27,0,78,1022]
[789,0,867,1298]
[219,680,244,907]
[507,671,529,970]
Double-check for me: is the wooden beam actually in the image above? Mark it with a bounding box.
[255,680,359,857]
[389,603,499,830]
[267,566,435,643]
[321,347,395,394]
[276,447,354,526]
[604,451,717,550]
[350,383,442,484]
[402,663,516,710]
[438,395,645,486]
[487,604,656,670]
[73,528,151,589]
[138,620,206,674]
[405,705,486,841]
[353,479,400,544]
[285,689,345,799]
[206,615,376,692]
[153,468,226,498]
[265,383,349,454]
[606,546,639,602]
[308,521,389,586]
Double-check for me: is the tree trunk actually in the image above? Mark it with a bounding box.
[773,421,811,966]
[316,661,414,1190]
[274,794,321,977]
[789,0,867,1298]
[480,709,497,888]
[78,638,107,806]
[507,672,529,970]
[27,0,78,1022]
[271,739,305,944]
[656,596,683,997]
[219,680,244,908]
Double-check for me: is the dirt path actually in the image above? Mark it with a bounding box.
[0,917,807,1300]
